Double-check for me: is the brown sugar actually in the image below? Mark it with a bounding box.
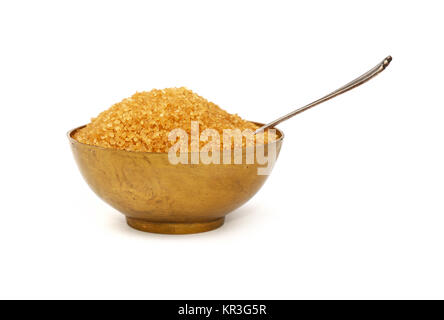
[73,87,274,152]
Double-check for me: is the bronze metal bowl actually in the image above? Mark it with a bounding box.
[68,124,284,234]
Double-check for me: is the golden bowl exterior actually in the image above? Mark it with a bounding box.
[68,125,283,234]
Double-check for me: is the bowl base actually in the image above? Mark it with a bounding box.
[126,217,225,234]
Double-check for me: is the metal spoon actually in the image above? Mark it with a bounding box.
[254,55,392,134]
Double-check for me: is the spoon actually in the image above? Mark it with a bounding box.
[255,55,392,134]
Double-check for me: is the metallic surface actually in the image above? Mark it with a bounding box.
[68,123,283,234]
[255,56,392,134]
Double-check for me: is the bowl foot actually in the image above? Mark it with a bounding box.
[126,217,225,234]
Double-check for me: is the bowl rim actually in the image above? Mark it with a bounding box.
[67,121,284,155]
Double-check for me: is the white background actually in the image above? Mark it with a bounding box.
[0,0,443,299]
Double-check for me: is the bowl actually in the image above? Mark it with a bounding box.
[68,123,284,234]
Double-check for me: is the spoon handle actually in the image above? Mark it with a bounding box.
[255,56,392,134]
